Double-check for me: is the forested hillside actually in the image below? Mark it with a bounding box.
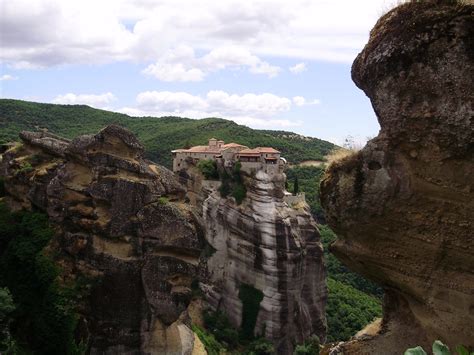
[0,99,335,168]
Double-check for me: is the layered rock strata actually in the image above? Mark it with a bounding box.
[200,170,327,354]
[1,126,205,354]
[321,2,473,353]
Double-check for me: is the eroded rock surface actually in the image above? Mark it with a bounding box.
[321,3,473,353]
[1,125,204,354]
[199,170,327,353]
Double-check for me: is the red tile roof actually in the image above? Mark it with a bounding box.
[222,143,248,149]
[173,142,278,155]
[238,147,280,155]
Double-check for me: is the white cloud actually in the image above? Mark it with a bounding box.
[51,92,116,109]
[136,91,207,111]
[0,74,18,81]
[202,46,280,78]
[0,0,399,68]
[206,91,290,116]
[141,46,205,81]
[292,96,320,106]
[118,90,312,128]
[289,62,307,74]
[143,45,280,81]
[293,96,306,106]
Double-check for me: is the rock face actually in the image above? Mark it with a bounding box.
[199,170,327,353]
[321,2,473,353]
[1,126,204,354]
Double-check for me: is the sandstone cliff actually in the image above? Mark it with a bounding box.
[1,126,205,354]
[321,2,473,353]
[194,168,327,353]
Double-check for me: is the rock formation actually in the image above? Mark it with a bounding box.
[196,168,327,353]
[1,126,205,354]
[2,126,328,354]
[321,2,473,353]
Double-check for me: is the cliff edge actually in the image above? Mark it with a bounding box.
[200,169,327,353]
[321,2,473,353]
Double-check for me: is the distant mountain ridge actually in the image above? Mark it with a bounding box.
[0,99,336,168]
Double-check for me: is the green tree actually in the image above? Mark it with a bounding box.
[197,159,218,179]
[246,338,275,355]
[293,175,299,195]
[0,287,16,351]
[294,335,320,355]
[0,202,81,354]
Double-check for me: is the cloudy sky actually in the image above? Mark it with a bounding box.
[0,0,399,145]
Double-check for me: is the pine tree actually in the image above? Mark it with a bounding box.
[293,176,299,195]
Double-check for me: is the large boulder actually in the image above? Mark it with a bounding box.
[321,2,473,353]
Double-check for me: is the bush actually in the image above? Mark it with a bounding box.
[203,310,239,348]
[232,183,247,205]
[219,180,231,197]
[294,335,320,355]
[197,159,219,180]
[192,324,224,355]
[157,196,169,205]
[218,162,247,204]
[404,340,473,355]
[18,161,33,173]
[245,338,275,355]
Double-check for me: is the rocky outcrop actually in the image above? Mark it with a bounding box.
[199,170,327,353]
[1,126,205,354]
[321,2,473,354]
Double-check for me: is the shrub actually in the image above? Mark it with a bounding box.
[18,161,33,173]
[245,338,275,355]
[232,183,247,205]
[157,196,169,205]
[192,324,224,355]
[203,309,239,348]
[404,340,473,355]
[294,335,320,355]
[219,180,231,197]
[197,159,219,180]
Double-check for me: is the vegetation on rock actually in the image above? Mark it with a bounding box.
[286,166,325,222]
[0,202,82,354]
[294,335,320,355]
[197,159,219,179]
[218,162,247,204]
[404,340,473,355]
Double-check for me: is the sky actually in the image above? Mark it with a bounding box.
[0,0,400,145]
